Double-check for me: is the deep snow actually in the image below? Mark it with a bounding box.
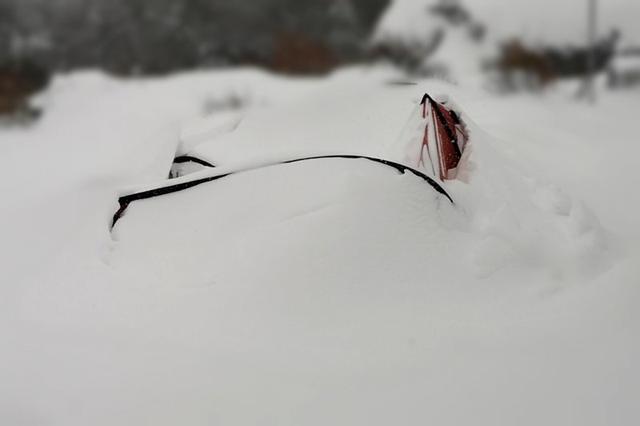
[1,66,639,425]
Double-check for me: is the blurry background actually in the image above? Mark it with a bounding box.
[1,0,639,119]
[2,3,640,424]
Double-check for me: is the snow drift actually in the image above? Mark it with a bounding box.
[1,66,638,425]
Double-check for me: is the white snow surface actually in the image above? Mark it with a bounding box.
[1,66,639,425]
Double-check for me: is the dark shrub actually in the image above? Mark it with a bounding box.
[0,59,50,116]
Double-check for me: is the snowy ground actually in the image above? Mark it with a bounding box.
[1,66,639,425]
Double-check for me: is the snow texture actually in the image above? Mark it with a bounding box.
[1,65,639,425]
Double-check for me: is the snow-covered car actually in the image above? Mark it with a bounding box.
[111,93,465,228]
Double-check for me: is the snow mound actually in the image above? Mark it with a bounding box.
[372,0,494,84]
[2,67,635,426]
[119,75,612,285]
[388,95,613,281]
[112,158,457,288]
[449,122,612,281]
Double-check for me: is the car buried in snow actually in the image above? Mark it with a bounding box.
[111,93,467,229]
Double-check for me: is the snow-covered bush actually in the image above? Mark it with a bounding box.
[370,30,445,76]
[369,0,488,80]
